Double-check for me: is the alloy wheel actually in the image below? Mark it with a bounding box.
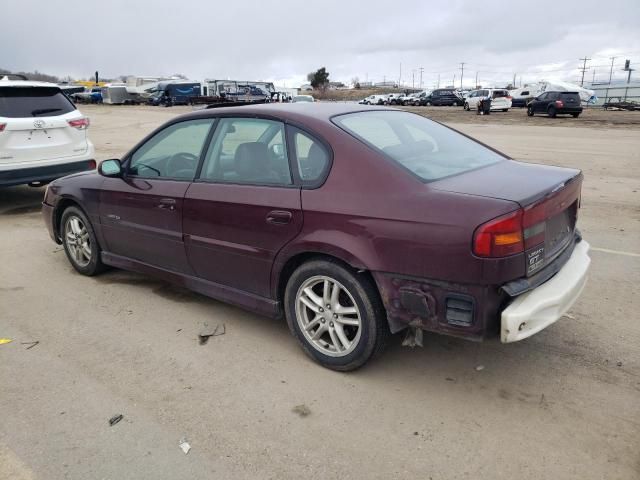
[64,215,92,267]
[295,275,362,357]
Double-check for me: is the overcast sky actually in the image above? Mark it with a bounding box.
[2,0,639,88]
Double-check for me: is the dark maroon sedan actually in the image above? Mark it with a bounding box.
[42,103,590,370]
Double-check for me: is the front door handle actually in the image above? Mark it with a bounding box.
[266,210,292,225]
[158,198,176,211]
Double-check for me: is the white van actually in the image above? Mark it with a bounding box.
[463,89,512,112]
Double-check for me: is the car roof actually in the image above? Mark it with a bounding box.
[0,77,61,89]
[184,102,397,124]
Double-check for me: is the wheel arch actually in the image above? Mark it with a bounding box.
[273,247,379,308]
[53,196,86,242]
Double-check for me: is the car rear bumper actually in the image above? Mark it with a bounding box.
[500,240,590,343]
[0,159,96,187]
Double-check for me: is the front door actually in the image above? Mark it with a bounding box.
[99,118,214,273]
[183,117,302,298]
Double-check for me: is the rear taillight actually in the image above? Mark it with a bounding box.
[0,123,6,132]
[555,100,564,108]
[68,117,90,130]
[507,95,512,100]
[473,210,524,257]
[88,160,97,170]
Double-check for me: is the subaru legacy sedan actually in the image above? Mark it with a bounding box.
[42,103,590,370]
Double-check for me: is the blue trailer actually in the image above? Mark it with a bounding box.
[151,81,201,106]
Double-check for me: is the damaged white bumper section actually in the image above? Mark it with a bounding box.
[501,241,590,343]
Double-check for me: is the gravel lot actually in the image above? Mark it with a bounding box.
[1,104,639,480]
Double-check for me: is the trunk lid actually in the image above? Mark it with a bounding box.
[434,160,582,275]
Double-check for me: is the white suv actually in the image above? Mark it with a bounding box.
[0,76,95,187]
[463,89,512,112]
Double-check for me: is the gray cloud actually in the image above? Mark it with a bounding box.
[2,0,639,88]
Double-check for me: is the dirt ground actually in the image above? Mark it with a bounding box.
[1,104,639,480]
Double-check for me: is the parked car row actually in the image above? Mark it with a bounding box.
[357,88,584,118]
[359,89,465,107]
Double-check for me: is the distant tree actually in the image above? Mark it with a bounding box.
[171,73,188,79]
[351,76,359,87]
[307,67,330,91]
[0,67,59,83]
[355,82,361,89]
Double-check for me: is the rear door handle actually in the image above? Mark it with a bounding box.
[158,198,176,211]
[266,210,292,225]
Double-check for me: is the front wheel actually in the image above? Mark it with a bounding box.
[61,206,106,276]
[284,260,389,371]
[572,113,580,118]
[425,101,432,106]
[527,106,534,116]
[464,102,470,111]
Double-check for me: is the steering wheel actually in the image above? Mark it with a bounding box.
[167,152,198,178]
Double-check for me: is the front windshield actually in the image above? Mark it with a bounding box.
[333,110,504,181]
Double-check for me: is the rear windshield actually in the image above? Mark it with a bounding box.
[559,92,580,101]
[333,111,504,182]
[0,86,76,118]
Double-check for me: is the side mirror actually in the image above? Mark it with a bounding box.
[99,159,122,177]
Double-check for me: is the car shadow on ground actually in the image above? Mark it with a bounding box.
[90,267,605,400]
[0,185,45,215]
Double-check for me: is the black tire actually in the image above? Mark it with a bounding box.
[502,109,508,112]
[527,106,534,116]
[464,102,470,111]
[547,105,557,118]
[571,113,580,118]
[426,101,432,106]
[60,206,106,276]
[453,101,459,106]
[284,259,390,371]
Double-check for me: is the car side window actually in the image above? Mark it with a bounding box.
[290,127,330,184]
[538,93,548,100]
[128,119,212,179]
[200,118,292,186]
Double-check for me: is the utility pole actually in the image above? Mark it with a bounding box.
[453,74,456,88]
[608,57,616,85]
[419,67,424,88]
[412,70,415,89]
[437,74,440,88]
[592,69,596,85]
[512,73,516,88]
[579,57,591,86]
[475,71,478,88]
[459,62,465,89]
[399,62,402,88]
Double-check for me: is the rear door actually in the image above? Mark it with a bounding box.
[183,117,302,298]
[99,118,214,273]
[0,86,88,165]
[491,90,508,109]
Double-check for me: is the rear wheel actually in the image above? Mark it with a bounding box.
[547,105,557,118]
[60,206,105,276]
[453,101,459,106]
[426,101,432,106]
[284,259,389,371]
[502,109,508,112]
[571,112,580,118]
[527,106,534,116]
